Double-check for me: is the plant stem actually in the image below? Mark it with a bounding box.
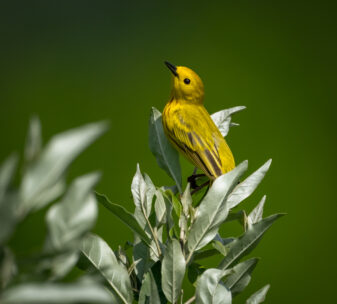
[184,295,196,304]
[185,251,193,265]
[142,206,162,257]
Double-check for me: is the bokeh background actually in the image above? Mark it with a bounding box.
[1,1,336,303]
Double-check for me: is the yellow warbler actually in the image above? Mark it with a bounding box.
[162,61,235,180]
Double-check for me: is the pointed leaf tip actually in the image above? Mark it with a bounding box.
[246,284,270,304]
[227,159,272,209]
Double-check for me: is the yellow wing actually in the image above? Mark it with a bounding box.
[163,103,235,179]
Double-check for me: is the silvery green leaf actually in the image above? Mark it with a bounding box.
[139,271,161,304]
[219,214,284,270]
[193,249,219,261]
[248,196,266,228]
[196,268,232,304]
[154,190,166,225]
[132,165,153,219]
[246,284,270,304]
[186,161,248,258]
[0,282,114,303]
[144,173,156,217]
[181,183,192,218]
[230,274,251,296]
[81,233,133,304]
[96,193,151,247]
[213,283,232,304]
[20,121,108,215]
[227,159,272,209]
[161,239,186,303]
[224,258,259,294]
[31,179,66,212]
[211,106,246,137]
[0,154,18,204]
[46,173,100,251]
[212,240,228,257]
[149,107,182,193]
[24,116,42,164]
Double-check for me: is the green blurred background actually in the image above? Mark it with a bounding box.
[1,0,336,302]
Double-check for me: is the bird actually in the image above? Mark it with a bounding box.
[162,61,235,183]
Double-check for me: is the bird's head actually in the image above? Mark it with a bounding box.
[165,61,204,104]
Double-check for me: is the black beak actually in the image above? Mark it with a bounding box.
[165,61,178,77]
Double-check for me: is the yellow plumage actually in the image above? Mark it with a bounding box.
[162,62,235,180]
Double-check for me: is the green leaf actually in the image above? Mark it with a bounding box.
[0,155,19,245]
[219,214,285,270]
[224,258,259,294]
[0,193,18,246]
[0,154,18,204]
[149,107,182,192]
[19,121,108,215]
[33,180,66,212]
[227,159,272,209]
[81,233,133,304]
[213,283,232,304]
[248,196,266,227]
[139,271,161,304]
[154,190,166,225]
[133,236,153,281]
[0,282,114,303]
[246,284,270,304]
[161,239,186,303]
[212,241,228,257]
[24,116,42,164]
[195,268,232,304]
[186,161,248,259]
[211,106,246,137]
[181,183,192,218]
[132,165,155,227]
[0,247,16,289]
[193,249,219,261]
[46,173,100,252]
[231,274,251,296]
[187,263,205,285]
[96,192,151,247]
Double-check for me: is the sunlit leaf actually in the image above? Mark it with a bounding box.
[0,282,114,303]
[81,233,133,304]
[149,107,182,192]
[219,214,284,270]
[46,173,100,251]
[186,161,248,259]
[246,284,270,304]
[154,190,166,225]
[227,159,272,209]
[161,239,186,303]
[132,164,154,228]
[181,183,192,218]
[211,106,246,137]
[248,196,266,228]
[195,268,232,304]
[20,121,108,215]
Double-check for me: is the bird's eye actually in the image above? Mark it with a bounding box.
[184,78,191,85]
